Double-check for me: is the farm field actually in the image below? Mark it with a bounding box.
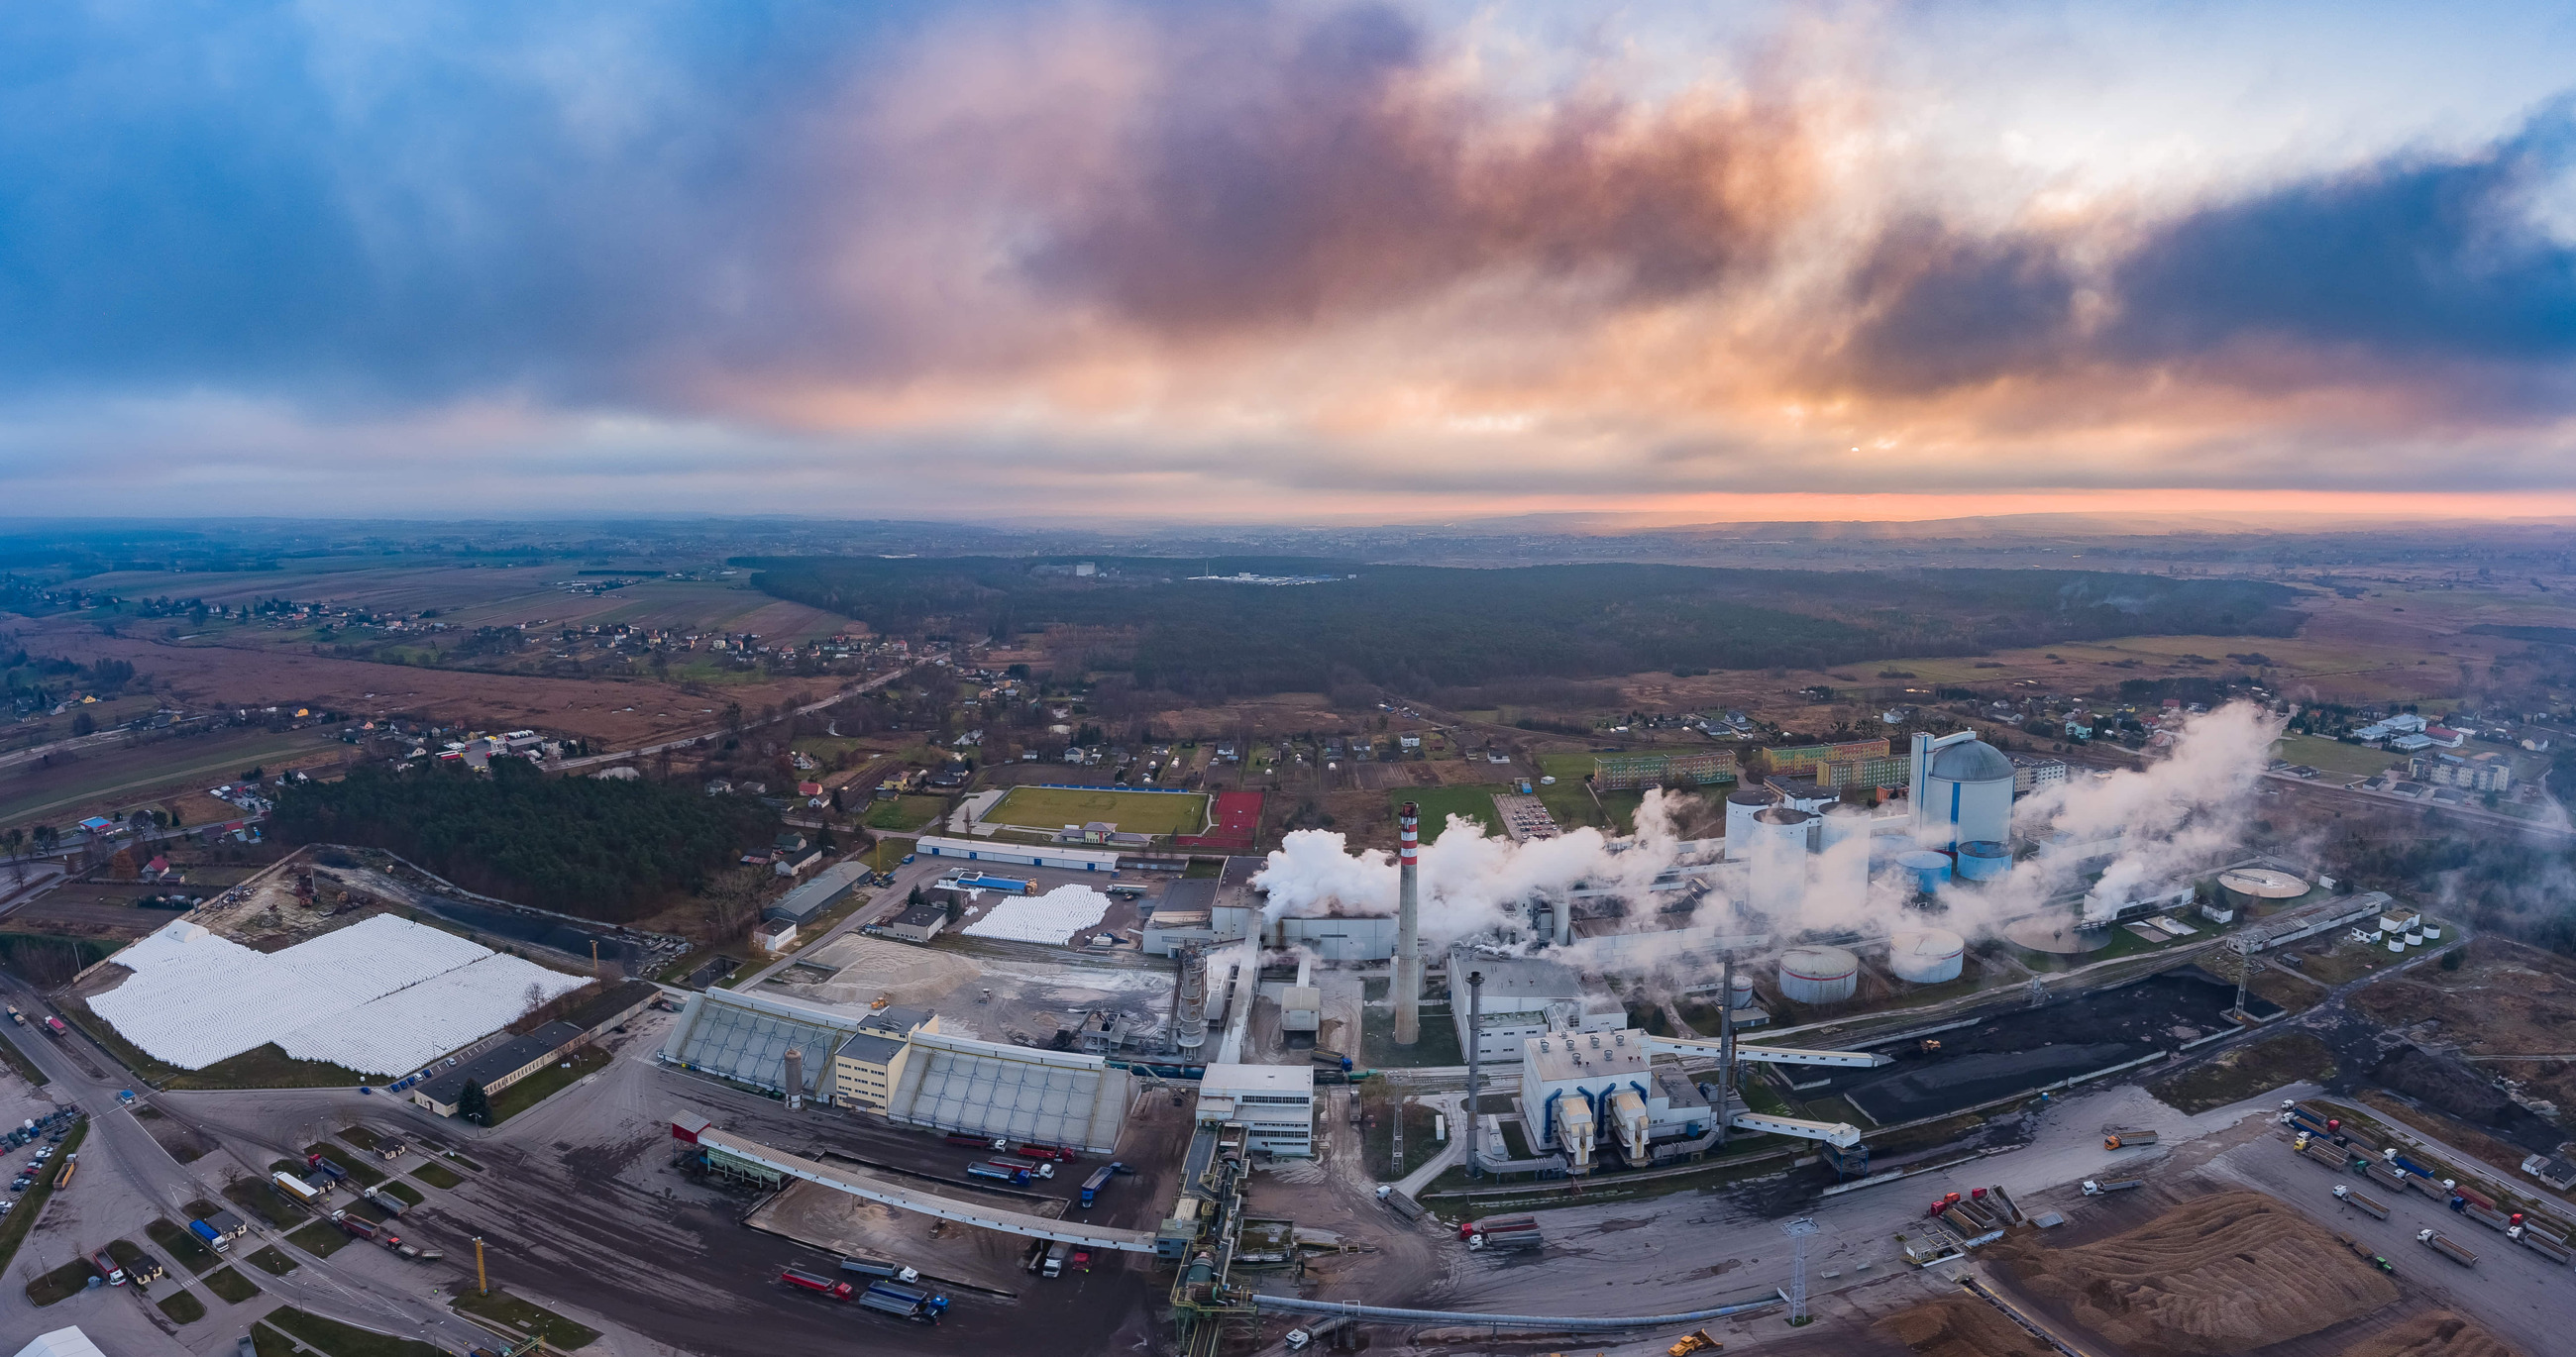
[0,726,336,832]
[1387,784,1504,842]
[983,785,1210,836]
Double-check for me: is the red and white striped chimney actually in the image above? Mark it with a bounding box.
[1394,801,1422,1046]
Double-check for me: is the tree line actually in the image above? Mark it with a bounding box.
[270,760,780,923]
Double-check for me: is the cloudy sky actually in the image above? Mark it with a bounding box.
[6,0,2576,522]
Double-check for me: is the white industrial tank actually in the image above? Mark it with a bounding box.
[1728,973,1757,1009]
[1888,928,1966,985]
[1748,807,1815,914]
[1921,738,2014,849]
[1777,944,1859,1004]
[1724,789,1773,861]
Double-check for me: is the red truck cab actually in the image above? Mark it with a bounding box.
[781,1269,852,1300]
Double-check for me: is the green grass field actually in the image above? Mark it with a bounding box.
[1388,786,1505,842]
[2272,733,2404,779]
[983,785,1209,836]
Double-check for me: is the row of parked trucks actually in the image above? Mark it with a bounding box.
[780,1264,949,1321]
[2283,1100,2576,1271]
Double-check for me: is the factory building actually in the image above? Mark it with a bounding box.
[1518,1028,1714,1174]
[1194,1063,1317,1157]
[1908,732,2014,852]
[1447,946,1624,1063]
[829,1005,939,1109]
[882,1029,1134,1154]
[2008,754,2069,796]
[914,835,1121,873]
[1593,749,1739,791]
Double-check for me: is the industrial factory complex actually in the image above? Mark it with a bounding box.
[20,713,2531,1357]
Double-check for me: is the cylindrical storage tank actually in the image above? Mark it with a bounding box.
[1728,973,1757,1009]
[2406,930,2423,946]
[1724,789,1773,861]
[1888,928,1966,985]
[2217,868,2308,912]
[1896,850,1953,895]
[1748,808,1815,914]
[1955,840,2011,883]
[1923,739,2015,849]
[1810,803,1873,917]
[1777,944,1859,1004]
[2422,924,2442,941]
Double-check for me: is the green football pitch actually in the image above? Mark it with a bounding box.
[983,786,1211,836]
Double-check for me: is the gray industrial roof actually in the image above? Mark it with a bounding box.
[836,1031,906,1066]
[1928,739,2013,783]
[661,990,865,1093]
[417,1021,584,1108]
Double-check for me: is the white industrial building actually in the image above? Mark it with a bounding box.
[914,835,1121,873]
[1518,1028,1714,1174]
[1447,946,1625,1063]
[1909,731,2014,851]
[659,987,875,1096]
[1195,1063,1317,1157]
[884,1029,1134,1154]
[1140,857,1402,960]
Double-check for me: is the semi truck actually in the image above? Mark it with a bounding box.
[306,1154,348,1183]
[2334,1232,2396,1274]
[2298,1136,2356,1171]
[857,1282,948,1321]
[782,1269,853,1300]
[2418,1230,2479,1268]
[1014,1144,1076,1163]
[2333,1186,2391,1219]
[2081,1179,2143,1196]
[331,1211,376,1240]
[187,1219,230,1252]
[53,1156,74,1190]
[988,1157,1051,1180]
[1079,1166,1115,1207]
[364,1186,408,1216]
[2449,1195,2516,1230]
[1457,1214,1538,1241]
[1042,1242,1069,1278]
[946,1133,1007,1150]
[1469,1227,1545,1252]
[43,1016,66,1038]
[967,1162,1032,1186]
[2510,1225,2573,1265]
[2103,1129,2159,1150]
[840,1258,921,1284]
[271,1171,320,1203]
[1375,1186,1425,1220]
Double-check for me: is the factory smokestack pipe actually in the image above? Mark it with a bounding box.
[1465,970,1483,1179]
[1717,953,1735,1148]
[1393,801,1422,1046]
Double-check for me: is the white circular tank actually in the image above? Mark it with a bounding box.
[1748,807,1815,914]
[1724,789,1773,862]
[1728,973,1757,1009]
[1923,738,2014,849]
[1888,928,1966,985]
[1778,944,1859,1004]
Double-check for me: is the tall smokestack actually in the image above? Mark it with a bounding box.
[1393,801,1422,1046]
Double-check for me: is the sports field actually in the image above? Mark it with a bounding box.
[984,786,1210,836]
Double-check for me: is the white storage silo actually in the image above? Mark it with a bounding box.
[1728,973,1757,1009]
[1777,944,1859,1004]
[1748,807,1814,915]
[1724,789,1773,861]
[1888,928,1965,985]
[1915,736,2014,850]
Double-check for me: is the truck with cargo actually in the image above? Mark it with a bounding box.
[966,1162,1032,1186]
[89,1250,126,1286]
[2418,1230,2479,1267]
[2102,1128,2159,1150]
[2452,1198,2514,1232]
[331,1211,376,1240]
[781,1269,853,1301]
[2298,1136,2356,1171]
[2081,1179,2144,1196]
[946,1133,1007,1150]
[1457,1213,1538,1241]
[43,1016,66,1038]
[1014,1144,1076,1163]
[187,1219,231,1252]
[364,1186,407,1216]
[1079,1165,1115,1207]
[1375,1186,1426,1220]
[1042,1242,1070,1278]
[2333,1186,2391,1219]
[53,1155,74,1190]
[2363,1161,2412,1194]
[2334,1232,2396,1274]
[988,1157,1051,1180]
[857,1282,949,1321]
[271,1171,320,1203]
[1468,1219,1545,1245]
[1469,1226,1546,1251]
[840,1257,922,1284]
[2510,1225,2572,1265]
[306,1154,348,1183]
[4,1006,18,1025]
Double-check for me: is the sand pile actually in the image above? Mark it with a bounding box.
[1988,1191,2398,1355]
[1878,1298,2059,1357]
[2341,1312,2525,1357]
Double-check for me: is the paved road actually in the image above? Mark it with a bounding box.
[552,664,924,774]
[0,971,523,1357]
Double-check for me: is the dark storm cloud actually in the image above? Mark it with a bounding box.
[1832,218,2082,393]
[1018,3,1817,332]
